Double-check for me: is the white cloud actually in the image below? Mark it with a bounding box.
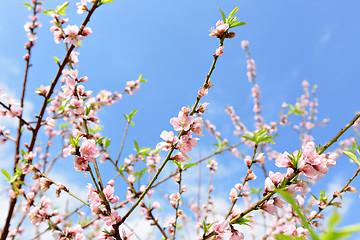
[0,56,20,75]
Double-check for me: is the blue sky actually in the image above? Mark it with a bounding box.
[1,0,360,239]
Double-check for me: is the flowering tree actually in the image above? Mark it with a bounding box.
[0,1,360,240]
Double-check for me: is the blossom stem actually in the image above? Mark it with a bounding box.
[225,144,258,219]
[34,166,90,207]
[0,101,33,129]
[173,169,183,240]
[318,112,360,155]
[116,119,131,165]
[119,33,227,226]
[307,166,360,223]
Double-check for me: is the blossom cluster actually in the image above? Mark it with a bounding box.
[156,106,205,161]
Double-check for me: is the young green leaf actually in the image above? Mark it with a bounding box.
[276,189,319,240]
[343,150,360,167]
[103,138,111,150]
[183,163,197,169]
[1,169,11,181]
[53,56,60,65]
[230,22,247,28]
[43,9,55,15]
[227,7,239,19]
[134,140,140,152]
[231,215,253,226]
[23,3,32,10]
[171,160,182,169]
[99,0,114,4]
[55,1,69,15]
[218,7,227,23]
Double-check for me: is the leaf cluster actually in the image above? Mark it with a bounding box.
[219,7,247,29]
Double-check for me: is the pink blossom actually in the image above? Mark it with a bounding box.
[255,153,265,164]
[264,177,275,192]
[241,40,249,49]
[172,152,187,162]
[273,196,285,208]
[80,139,99,161]
[121,228,135,240]
[7,106,22,118]
[103,184,119,204]
[27,33,37,41]
[169,193,180,208]
[163,215,176,228]
[261,199,276,215]
[64,25,83,46]
[82,27,92,36]
[39,177,51,191]
[24,151,36,161]
[214,46,224,56]
[229,188,238,203]
[198,87,208,97]
[209,20,229,37]
[63,144,76,156]
[178,133,198,157]
[125,80,140,95]
[230,230,244,240]
[245,169,257,181]
[170,111,194,131]
[190,117,204,136]
[156,130,178,151]
[275,152,293,168]
[212,220,232,237]
[73,156,89,171]
[76,0,88,14]
[269,171,285,185]
[102,209,121,226]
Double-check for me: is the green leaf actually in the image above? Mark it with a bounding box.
[218,7,226,23]
[69,133,75,147]
[183,163,197,169]
[134,140,140,152]
[129,109,138,120]
[47,99,53,104]
[60,123,70,129]
[42,9,55,15]
[332,223,360,239]
[99,0,113,4]
[230,22,247,28]
[274,234,306,240]
[231,215,253,226]
[171,160,182,169]
[242,135,253,142]
[276,189,319,240]
[85,106,92,116]
[55,1,69,15]
[1,169,11,181]
[23,3,32,10]
[95,137,105,145]
[133,168,147,180]
[227,7,239,19]
[21,149,26,157]
[139,147,153,155]
[343,150,360,167]
[250,187,263,195]
[203,221,214,235]
[103,138,111,150]
[320,190,328,202]
[53,56,60,65]
[137,74,147,83]
[123,114,129,122]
